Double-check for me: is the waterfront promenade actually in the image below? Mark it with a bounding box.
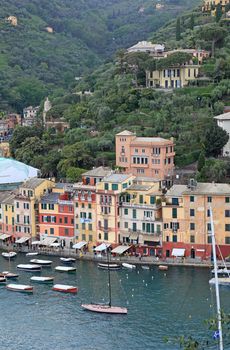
[1,243,229,268]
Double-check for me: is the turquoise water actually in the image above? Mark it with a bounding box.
[0,254,229,350]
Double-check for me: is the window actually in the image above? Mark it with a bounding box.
[172,235,177,242]
[5,205,8,211]
[49,204,54,210]
[207,196,212,203]
[225,224,230,231]
[88,224,92,231]
[164,223,169,229]
[172,208,177,218]
[190,223,195,230]
[50,228,54,235]
[98,233,101,240]
[208,236,212,244]
[190,196,194,202]
[89,235,93,242]
[64,217,68,224]
[71,218,74,225]
[207,209,210,217]
[41,203,47,210]
[82,234,86,241]
[132,223,137,232]
[82,223,86,230]
[225,237,230,244]
[59,218,62,223]
[124,222,128,229]
[88,203,91,209]
[104,232,108,240]
[132,209,136,219]
[190,209,195,217]
[225,197,230,203]
[112,184,118,191]
[225,210,230,217]
[166,236,169,242]
[207,223,211,231]
[64,228,69,235]
[75,202,78,207]
[124,208,128,215]
[172,198,179,205]
[104,183,109,190]
[139,195,143,204]
[150,196,155,205]
[81,203,85,208]
[190,235,195,243]
[16,202,19,209]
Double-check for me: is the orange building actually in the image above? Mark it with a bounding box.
[115,130,175,185]
[162,181,230,260]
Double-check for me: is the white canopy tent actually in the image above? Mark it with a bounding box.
[111,245,131,255]
[15,237,30,244]
[31,240,41,245]
[72,241,87,249]
[94,243,111,252]
[0,233,11,240]
[172,248,185,257]
[40,237,58,246]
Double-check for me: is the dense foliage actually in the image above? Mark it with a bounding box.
[0,0,200,112]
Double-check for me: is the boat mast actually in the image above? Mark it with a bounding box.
[107,247,112,307]
[210,207,224,350]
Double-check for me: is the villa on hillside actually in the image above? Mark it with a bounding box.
[127,41,165,56]
[202,0,230,12]
[214,111,230,156]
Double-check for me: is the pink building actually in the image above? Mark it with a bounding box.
[115,130,175,183]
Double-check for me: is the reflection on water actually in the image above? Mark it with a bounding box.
[0,253,229,350]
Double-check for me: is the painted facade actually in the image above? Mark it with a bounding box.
[214,112,230,156]
[115,130,175,183]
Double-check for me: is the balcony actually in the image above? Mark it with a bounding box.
[58,199,73,205]
[121,202,161,210]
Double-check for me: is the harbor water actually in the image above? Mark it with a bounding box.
[0,253,229,350]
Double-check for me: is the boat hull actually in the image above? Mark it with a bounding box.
[55,266,76,273]
[17,264,42,272]
[30,259,52,266]
[122,263,136,269]
[1,272,18,279]
[98,263,121,270]
[52,284,78,293]
[2,252,17,259]
[30,276,54,284]
[6,284,33,293]
[159,265,168,271]
[81,303,127,314]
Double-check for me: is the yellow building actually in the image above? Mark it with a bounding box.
[14,178,55,239]
[162,181,230,260]
[119,179,164,256]
[0,192,17,242]
[146,65,199,89]
[96,173,135,246]
[202,0,229,12]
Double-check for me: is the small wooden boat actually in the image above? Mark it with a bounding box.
[2,252,17,259]
[52,284,78,293]
[55,266,76,273]
[98,263,121,270]
[159,265,168,271]
[17,264,42,272]
[82,303,127,314]
[122,263,136,269]
[26,252,39,257]
[60,257,76,264]
[6,283,33,293]
[1,271,18,279]
[0,277,6,283]
[30,259,52,266]
[141,265,150,270]
[30,276,54,284]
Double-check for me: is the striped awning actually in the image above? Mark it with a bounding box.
[111,245,131,255]
[15,237,30,244]
[41,237,58,246]
[72,241,87,249]
[0,234,11,240]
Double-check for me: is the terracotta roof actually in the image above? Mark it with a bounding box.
[116,130,135,136]
[83,166,112,178]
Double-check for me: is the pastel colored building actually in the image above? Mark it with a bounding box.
[14,178,54,239]
[202,0,229,12]
[165,49,210,65]
[214,112,230,156]
[146,65,200,89]
[127,41,165,56]
[39,187,75,247]
[96,173,135,245]
[119,179,163,256]
[0,192,17,242]
[115,130,175,183]
[162,181,230,259]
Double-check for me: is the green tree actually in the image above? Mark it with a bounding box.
[216,3,222,22]
[197,151,205,172]
[189,14,194,30]
[204,123,228,157]
[176,18,181,41]
[66,167,86,182]
[198,24,227,57]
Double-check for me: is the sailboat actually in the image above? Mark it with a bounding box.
[81,244,128,314]
[209,207,224,350]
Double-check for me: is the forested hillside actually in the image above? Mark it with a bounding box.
[10,1,230,182]
[0,0,200,111]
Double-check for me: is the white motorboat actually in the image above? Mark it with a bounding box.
[30,276,54,284]
[6,283,33,293]
[2,252,17,259]
[159,265,168,271]
[211,268,230,276]
[55,266,76,273]
[26,252,39,257]
[122,263,136,269]
[209,277,230,286]
[60,257,76,264]
[30,259,52,266]
[52,284,78,293]
[17,264,42,272]
[98,263,121,270]
[141,265,150,270]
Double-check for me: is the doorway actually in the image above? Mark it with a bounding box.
[191,248,195,259]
